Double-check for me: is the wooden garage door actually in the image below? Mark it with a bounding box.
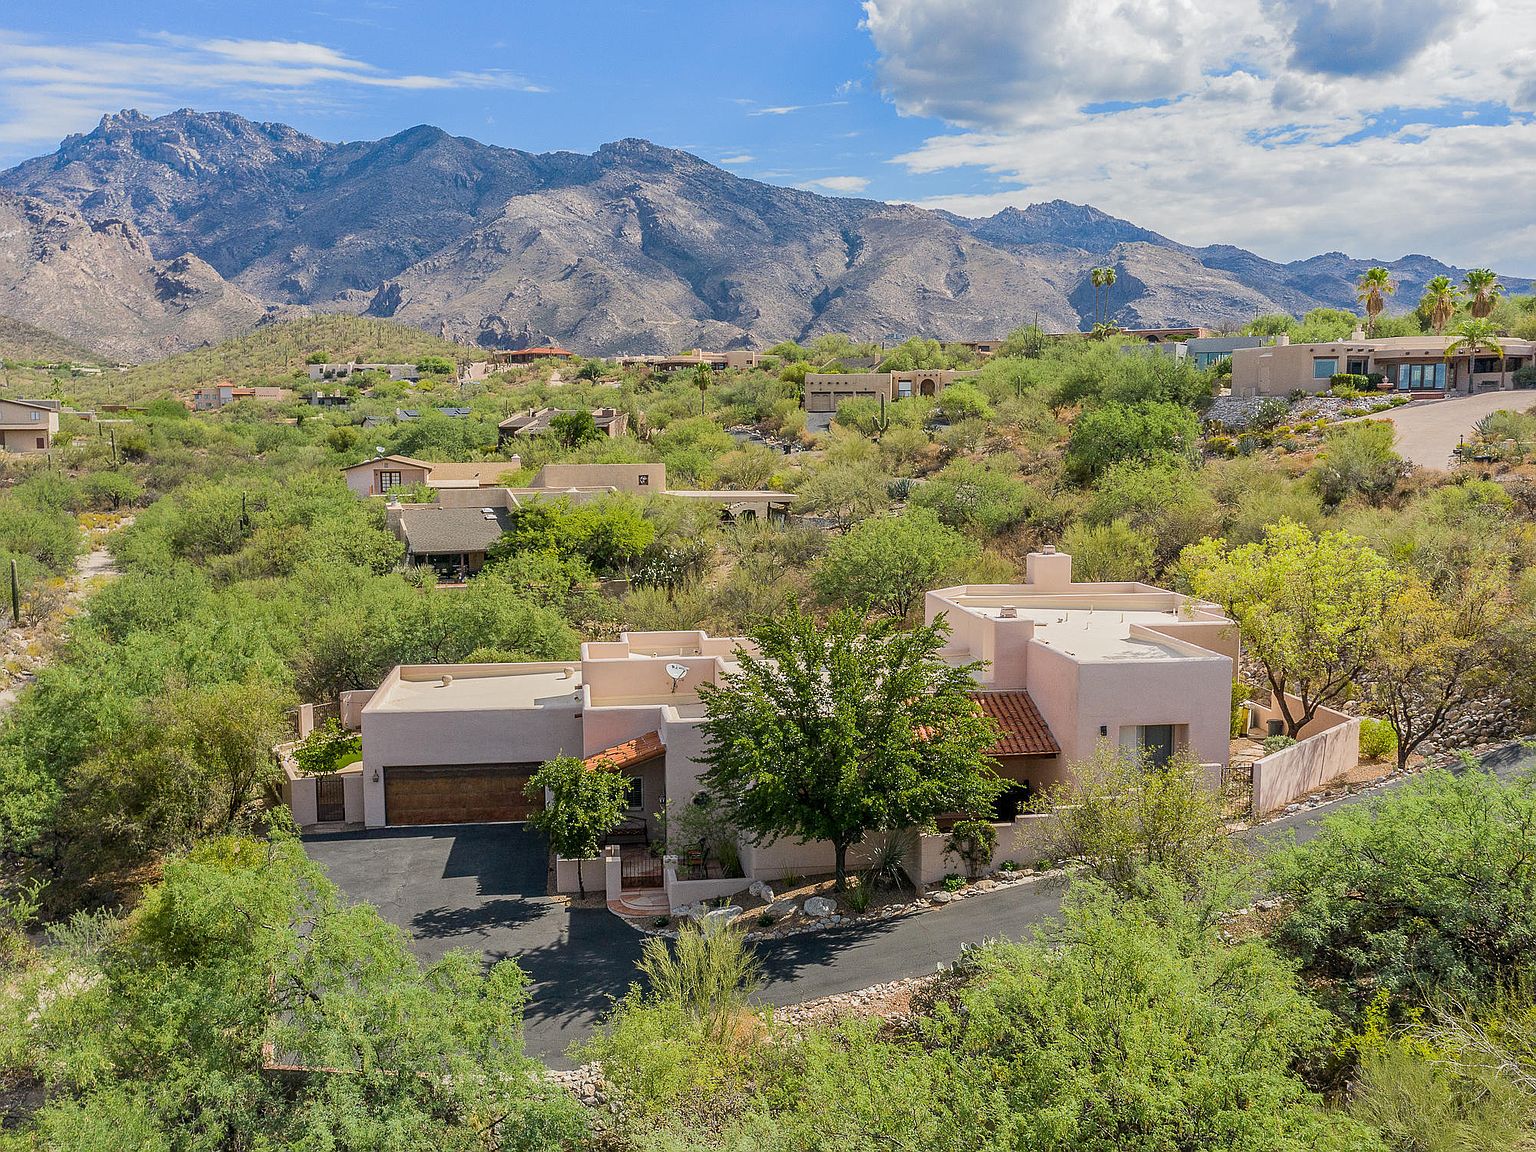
[384,764,544,826]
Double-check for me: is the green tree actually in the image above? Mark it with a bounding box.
[1368,573,1509,772]
[698,607,1004,888]
[1065,400,1200,483]
[549,408,600,448]
[414,354,455,375]
[907,458,1037,536]
[1180,520,1401,736]
[1463,267,1506,319]
[9,827,585,1149]
[812,509,977,619]
[794,459,890,534]
[525,755,631,896]
[80,470,142,512]
[1418,274,1463,334]
[1355,266,1397,336]
[1270,768,1536,1014]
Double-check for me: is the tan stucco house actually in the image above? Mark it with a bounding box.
[0,398,60,453]
[342,453,524,497]
[1231,333,1535,397]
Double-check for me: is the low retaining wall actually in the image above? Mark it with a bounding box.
[665,875,754,911]
[910,817,1054,885]
[1252,717,1361,815]
[554,856,607,895]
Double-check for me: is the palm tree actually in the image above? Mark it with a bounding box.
[1088,267,1106,327]
[1463,268,1505,319]
[1445,317,1506,392]
[1419,275,1462,335]
[1100,266,1117,326]
[1355,267,1396,336]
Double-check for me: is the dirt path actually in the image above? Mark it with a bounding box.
[0,515,129,714]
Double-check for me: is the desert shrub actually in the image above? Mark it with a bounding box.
[1358,718,1397,762]
[944,818,998,878]
[1263,734,1297,754]
[941,873,966,892]
[292,719,361,775]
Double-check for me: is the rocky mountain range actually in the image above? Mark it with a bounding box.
[0,108,1527,362]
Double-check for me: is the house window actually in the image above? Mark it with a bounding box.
[377,470,403,492]
[897,379,912,398]
[1346,358,1369,375]
[625,778,644,810]
[637,474,649,486]
[30,411,40,421]
[1473,357,1504,375]
[1312,358,1338,379]
[36,437,46,450]
[1121,724,1176,769]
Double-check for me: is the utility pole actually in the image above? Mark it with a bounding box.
[10,559,19,627]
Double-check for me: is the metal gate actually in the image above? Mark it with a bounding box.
[1222,759,1254,820]
[316,775,346,823]
[621,852,664,890]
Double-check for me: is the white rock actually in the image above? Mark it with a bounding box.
[747,880,775,902]
[930,891,954,904]
[702,906,743,930]
[804,896,837,917]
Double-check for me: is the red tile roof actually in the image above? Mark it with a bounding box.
[584,730,665,771]
[972,691,1060,757]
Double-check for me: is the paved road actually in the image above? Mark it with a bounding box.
[305,744,1536,1065]
[1354,392,1536,468]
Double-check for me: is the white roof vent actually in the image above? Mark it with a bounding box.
[1042,544,1056,555]
[999,605,1018,619]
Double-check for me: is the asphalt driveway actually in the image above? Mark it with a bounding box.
[303,824,643,1066]
[306,746,1536,1064]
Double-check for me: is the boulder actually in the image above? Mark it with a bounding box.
[930,891,954,905]
[747,880,775,902]
[762,900,797,923]
[803,896,837,918]
[702,906,743,931]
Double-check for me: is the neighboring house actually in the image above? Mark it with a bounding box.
[396,406,474,420]
[353,548,1239,849]
[616,350,760,371]
[387,503,512,582]
[1123,335,1264,370]
[1230,333,1536,397]
[490,346,576,365]
[306,362,420,383]
[306,390,352,408]
[376,460,794,575]
[802,369,980,428]
[192,384,289,411]
[0,398,60,453]
[952,338,1007,358]
[341,453,523,496]
[497,406,628,445]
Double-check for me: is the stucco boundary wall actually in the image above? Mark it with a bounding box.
[910,817,1056,885]
[1247,695,1361,816]
[554,856,607,894]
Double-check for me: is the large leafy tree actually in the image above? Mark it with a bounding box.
[525,755,631,896]
[698,607,1003,888]
[10,827,586,1150]
[1355,266,1397,335]
[1463,267,1506,318]
[812,509,977,619]
[1180,519,1401,736]
[1418,274,1462,334]
[1367,572,1509,772]
[1065,400,1201,483]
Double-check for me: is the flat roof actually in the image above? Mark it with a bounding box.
[369,664,583,713]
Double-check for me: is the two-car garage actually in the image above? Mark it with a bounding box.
[383,763,545,826]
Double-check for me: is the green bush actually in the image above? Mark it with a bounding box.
[943,818,998,879]
[1262,734,1297,754]
[1358,717,1397,762]
[941,873,966,892]
[292,719,361,776]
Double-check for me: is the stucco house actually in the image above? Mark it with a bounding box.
[1231,333,1535,397]
[497,406,629,445]
[0,398,60,453]
[192,384,289,411]
[342,453,523,497]
[348,549,1239,871]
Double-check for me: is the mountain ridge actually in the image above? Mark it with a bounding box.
[0,109,1526,362]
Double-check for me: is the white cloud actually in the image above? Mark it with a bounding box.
[863,0,1536,270]
[0,29,543,151]
[799,175,871,193]
[747,101,847,117]
[717,154,756,165]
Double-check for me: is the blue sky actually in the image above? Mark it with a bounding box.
[2,1,1534,271]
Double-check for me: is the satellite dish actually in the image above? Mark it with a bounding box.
[664,662,690,692]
